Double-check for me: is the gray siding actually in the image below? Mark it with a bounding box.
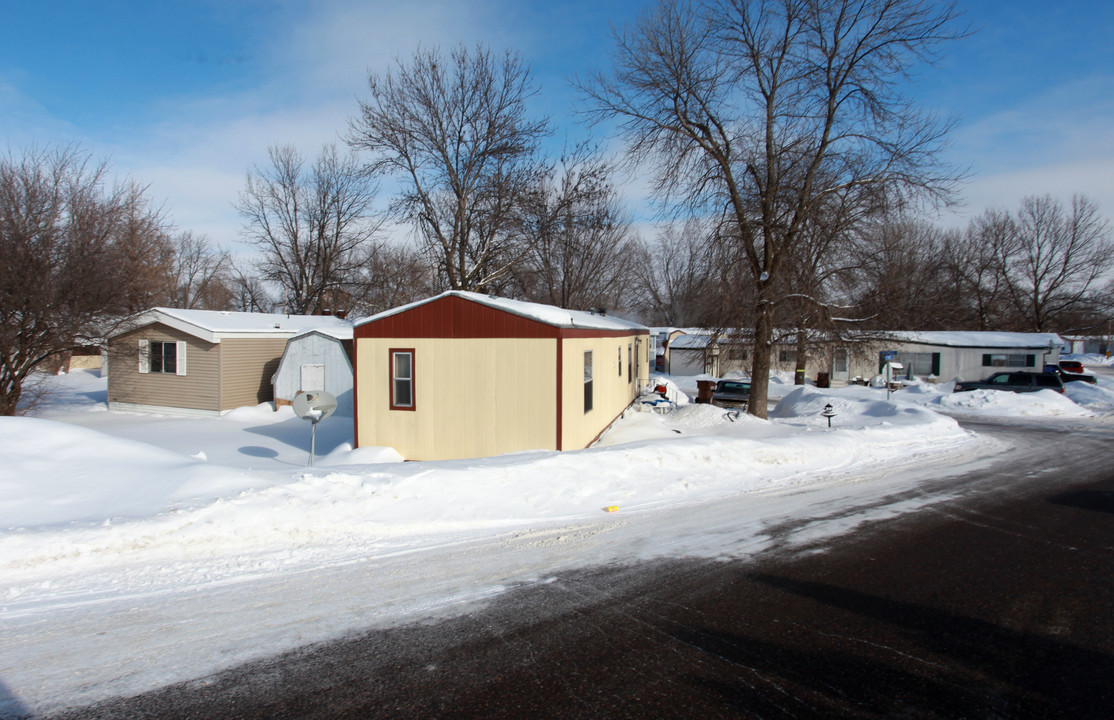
[107,325,220,411]
[219,338,289,410]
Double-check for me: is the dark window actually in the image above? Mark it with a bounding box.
[983,353,1032,368]
[628,344,633,383]
[149,341,177,374]
[390,349,415,410]
[584,351,593,413]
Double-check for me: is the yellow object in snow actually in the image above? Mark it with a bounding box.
[605,506,619,513]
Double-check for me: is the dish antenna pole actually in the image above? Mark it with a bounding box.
[292,390,338,466]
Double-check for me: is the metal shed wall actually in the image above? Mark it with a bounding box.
[273,333,354,416]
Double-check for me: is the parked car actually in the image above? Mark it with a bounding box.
[953,371,1064,394]
[1057,360,1097,384]
[711,379,751,409]
[1059,360,1086,374]
[1043,363,1097,385]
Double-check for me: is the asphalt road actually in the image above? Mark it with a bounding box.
[51,419,1114,719]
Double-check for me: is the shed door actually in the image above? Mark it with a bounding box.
[833,348,849,382]
[301,363,325,392]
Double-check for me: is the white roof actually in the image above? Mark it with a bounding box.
[289,325,355,341]
[357,291,648,333]
[883,331,1064,349]
[662,328,1065,351]
[113,308,352,343]
[669,332,718,349]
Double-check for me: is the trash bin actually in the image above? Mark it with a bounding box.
[816,372,830,388]
[696,379,716,403]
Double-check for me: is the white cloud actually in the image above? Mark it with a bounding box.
[941,73,1114,223]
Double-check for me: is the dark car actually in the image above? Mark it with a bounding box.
[711,380,751,409]
[953,371,1064,394]
[1042,363,1096,385]
[1056,360,1097,384]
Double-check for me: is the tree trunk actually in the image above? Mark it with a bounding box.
[749,292,774,419]
[794,324,808,386]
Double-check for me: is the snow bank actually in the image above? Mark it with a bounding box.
[0,417,258,528]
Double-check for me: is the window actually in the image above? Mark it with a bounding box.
[151,342,176,374]
[139,339,185,375]
[390,349,415,410]
[779,349,797,363]
[628,344,633,384]
[982,353,1035,368]
[584,351,593,413]
[895,352,940,378]
[618,347,622,376]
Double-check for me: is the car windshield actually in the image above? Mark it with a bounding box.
[717,382,750,393]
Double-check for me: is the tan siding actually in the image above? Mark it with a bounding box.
[356,337,557,461]
[107,325,220,411]
[560,335,643,451]
[218,338,289,410]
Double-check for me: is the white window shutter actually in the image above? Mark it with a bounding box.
[138,339,149,373]
[176,341,187,376]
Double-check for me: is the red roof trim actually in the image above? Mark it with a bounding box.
[354,295,647,340]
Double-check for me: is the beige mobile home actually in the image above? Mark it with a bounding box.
[107,308,350,416]
[353,292,651,461]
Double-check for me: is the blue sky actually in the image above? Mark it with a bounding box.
[3,0,1112,252]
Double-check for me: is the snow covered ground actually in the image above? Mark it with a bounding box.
[2,364,1113,716]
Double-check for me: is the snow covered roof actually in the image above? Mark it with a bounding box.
[289,325,355,342]
[356,291,649,333]
[112,308,352,344]
[883,331,1064,349]
[669,332,718,349]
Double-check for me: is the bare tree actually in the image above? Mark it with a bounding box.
[228,263,275,313]
[631,219,719,326]
[0,146,172,414]
[844,216,955,330]
[581,0,963,416]
[939,208,1018,330]
[113,183,177,313]
[167,231,233,309]
[350,242,436,316]
[512,148,637,310]
[349,44,549,292]
[237,144,381,315]
[1004,195,1113,332]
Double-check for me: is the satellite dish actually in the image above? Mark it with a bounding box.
[292,390,337,467]
[293,390,337,424]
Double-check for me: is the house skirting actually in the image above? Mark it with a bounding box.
[107,401,226,417]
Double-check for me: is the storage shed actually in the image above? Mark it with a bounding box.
[106,308,350,416]
[353,291,651,461]
[272,326,355,417]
